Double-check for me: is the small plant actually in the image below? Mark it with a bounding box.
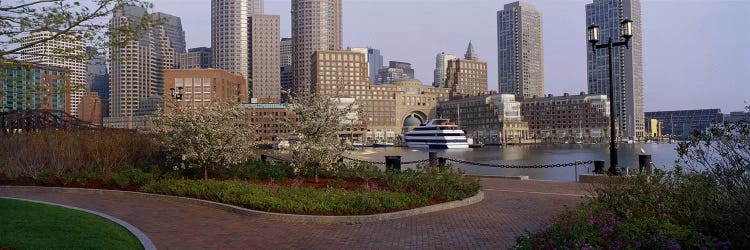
[328,178,346,189]
[109,163,153,188]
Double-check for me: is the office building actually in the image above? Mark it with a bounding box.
[109,6,183,117]
[86,47,109,117]
[644,109,723,137]
[212,0,264,80]
[725,111,750,123]
[280,38,292,67]
[291,0,342,96]
[347,47,384,84]
[312,51,450,142]
[497,1,544,98]
[439,94,529,144]
[179,47,213,69]
[153,12,186,55]
[586,0,644,139]
[243,103,297,142]
[19,31,85,116]
[0,62,70,113]
[521,93,611,142]
[376,61,415,84]
[249,14,281,103]
[445,44,489,98]
[163,69,248,112]
[77,92,103,125]
[433,52,457,88]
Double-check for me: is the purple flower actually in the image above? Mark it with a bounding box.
[667,238,681,250]
[599,226,614,237]
[363,182,378,191]
[242,180,249,187]
[291,178,304,187]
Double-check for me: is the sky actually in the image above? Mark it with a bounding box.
[153,0,750,113]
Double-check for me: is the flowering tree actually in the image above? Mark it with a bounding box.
[153,100,258,179]
[284,95,357,182]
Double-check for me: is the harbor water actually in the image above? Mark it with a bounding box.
[347,143,682,182]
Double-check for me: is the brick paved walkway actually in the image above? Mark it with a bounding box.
[0,179,591,249]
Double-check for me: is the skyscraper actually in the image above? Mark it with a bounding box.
[179,47,213,69]
[86,47,109,117]
[497,1,544,98]
[19,31,86,116]
[109,5,184,117]
[249,14,281,103]
[153,12,186,54]
[211,0,264,80]
[586,0,644,139]
[280,38,292,67]
[464,41,478,61]
[291,0,342,96]
[433,52,457,88]
[347,47,384,84]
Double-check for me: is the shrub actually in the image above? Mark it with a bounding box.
[235,160,293,181]
[516,169,736,249]
[140,179,428,215]
[384,164,481,202]
[0,130,163,180]
[109,164,153,188]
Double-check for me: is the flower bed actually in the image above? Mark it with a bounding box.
[140,179,429,215]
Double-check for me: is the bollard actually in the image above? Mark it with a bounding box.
[261,154,268,163]
[385,156,402,171]
[593,160,605,174]
[638,154,652,175]
[429,152,438,167]
[437,157,447,167]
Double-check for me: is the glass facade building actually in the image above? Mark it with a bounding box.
[645,109,723,137]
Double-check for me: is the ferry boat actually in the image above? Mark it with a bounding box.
[403,119,469,149]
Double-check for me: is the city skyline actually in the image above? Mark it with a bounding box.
[153,0,750,112]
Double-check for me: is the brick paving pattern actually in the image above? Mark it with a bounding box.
[0,179,592,249]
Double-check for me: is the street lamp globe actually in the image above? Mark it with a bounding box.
[587,25,600,44]
[620,19,633,40]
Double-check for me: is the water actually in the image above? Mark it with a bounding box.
[347,143,682,182]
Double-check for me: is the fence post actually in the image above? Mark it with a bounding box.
[385,156,401,171]
[574,161,579,182]
[428,152,437,167]
[261,154,268,163]
[437,157,447,167]
[638,154,652,175]
[593,160,605,174]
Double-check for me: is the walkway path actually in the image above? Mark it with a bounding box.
[0,179,591,249]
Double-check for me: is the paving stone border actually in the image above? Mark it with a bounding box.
[0,196,156,250]
[0,185,484,224]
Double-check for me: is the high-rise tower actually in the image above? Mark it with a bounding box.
[434,52,457,88]
[291,0,342,96]
[212,0,264,80]
[20,31,86,116]
[497,1,544,98]
[586,0,644,139]
[249,14,280,103]
[109,5,183,117]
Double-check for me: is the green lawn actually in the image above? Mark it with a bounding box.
[0,198,143,250]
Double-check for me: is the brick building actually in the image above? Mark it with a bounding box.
[520,92,610,143]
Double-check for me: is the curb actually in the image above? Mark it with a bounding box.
[0,196,156,250]
[468,175,529,180]
[0,186,484,224]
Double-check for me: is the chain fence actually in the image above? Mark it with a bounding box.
[340,155,593,169]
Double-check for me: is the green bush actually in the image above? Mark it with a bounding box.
[235,160,293,181]
[75,170,101,186]
[385,165,481,202]
[516,170,734,249]
[140,179,428,215]
[109,164,153,188]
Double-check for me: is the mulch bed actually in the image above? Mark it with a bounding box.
[0,177,141,192]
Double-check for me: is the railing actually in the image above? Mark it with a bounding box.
[260,152,657,182]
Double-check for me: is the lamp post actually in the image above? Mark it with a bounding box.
[587,19,634,175]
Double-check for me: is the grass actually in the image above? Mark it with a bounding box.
[0,198,143,250]
[141,179,429,215]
